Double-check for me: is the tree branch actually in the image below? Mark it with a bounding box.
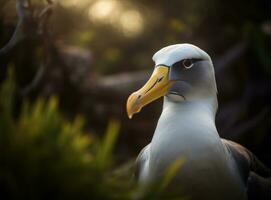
[0,0,54,95]
[0,0,30,57]
[21,63,45,95]
[90,41,248,96]
[0,0,54,58]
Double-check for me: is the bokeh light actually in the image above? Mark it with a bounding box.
[88,0,121,22]
[119,10,144,37]
[88,0,144,38]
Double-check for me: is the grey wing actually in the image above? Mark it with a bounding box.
[222,139,271,200]
[135,144,150,181]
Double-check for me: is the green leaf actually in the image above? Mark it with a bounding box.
[96,119,120,170]
[160,157,184,191]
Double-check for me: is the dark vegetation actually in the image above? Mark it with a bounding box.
[0,0,271,199]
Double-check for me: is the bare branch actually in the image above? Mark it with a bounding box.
[0,0,55,94]
[95,70,151,94]
[0,0,55,57]
[90,42,248,96]
[17,0,28,19]
[38,4,53,35]
[0,0,32,57]
[0,25,24,57]
[38,4,53,20]
[21,63,46,95]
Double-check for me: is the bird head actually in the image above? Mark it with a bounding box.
[126,44,217,119]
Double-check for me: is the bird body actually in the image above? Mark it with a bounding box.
[139,97,246,199]
[126,44,271,200]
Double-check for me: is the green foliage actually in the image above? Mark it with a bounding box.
[0,71,186,200]
[0,70,125,200]
[159,158,184,191]
[95,120,120,171]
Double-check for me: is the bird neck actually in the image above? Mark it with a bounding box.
[162,95,218,121]
[149,95,221,177]
[148,96,246,200]
[151,95,219,146]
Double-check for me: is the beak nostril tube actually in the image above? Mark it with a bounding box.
[137,95,142,99]
[157,76,164,83]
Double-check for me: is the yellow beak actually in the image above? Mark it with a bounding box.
[126,66,173,119]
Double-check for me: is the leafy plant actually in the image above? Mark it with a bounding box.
[0,69,124,200]
[0,69,185,200]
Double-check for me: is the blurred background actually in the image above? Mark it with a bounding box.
[0,0,271,199]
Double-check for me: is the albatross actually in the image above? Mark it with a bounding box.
[126,44,271,200]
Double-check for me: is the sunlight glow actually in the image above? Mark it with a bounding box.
[119,10,143,37]
[88,0,145,38]
[89,0,120,21]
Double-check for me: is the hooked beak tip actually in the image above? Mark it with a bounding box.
[126,93,142,119]
[126,93,136,119]
[126,66,171,119]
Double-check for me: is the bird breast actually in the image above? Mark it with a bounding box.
[146,99,247,200]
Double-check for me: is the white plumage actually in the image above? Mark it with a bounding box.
[127,44,271,200]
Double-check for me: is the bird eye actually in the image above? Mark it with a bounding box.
[182,59,193,69]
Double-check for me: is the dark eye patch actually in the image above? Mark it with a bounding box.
[154,58,203,69]
[172,58,203,69]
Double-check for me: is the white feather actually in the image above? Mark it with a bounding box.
[152,43,210,66]
[136,44,247,200]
